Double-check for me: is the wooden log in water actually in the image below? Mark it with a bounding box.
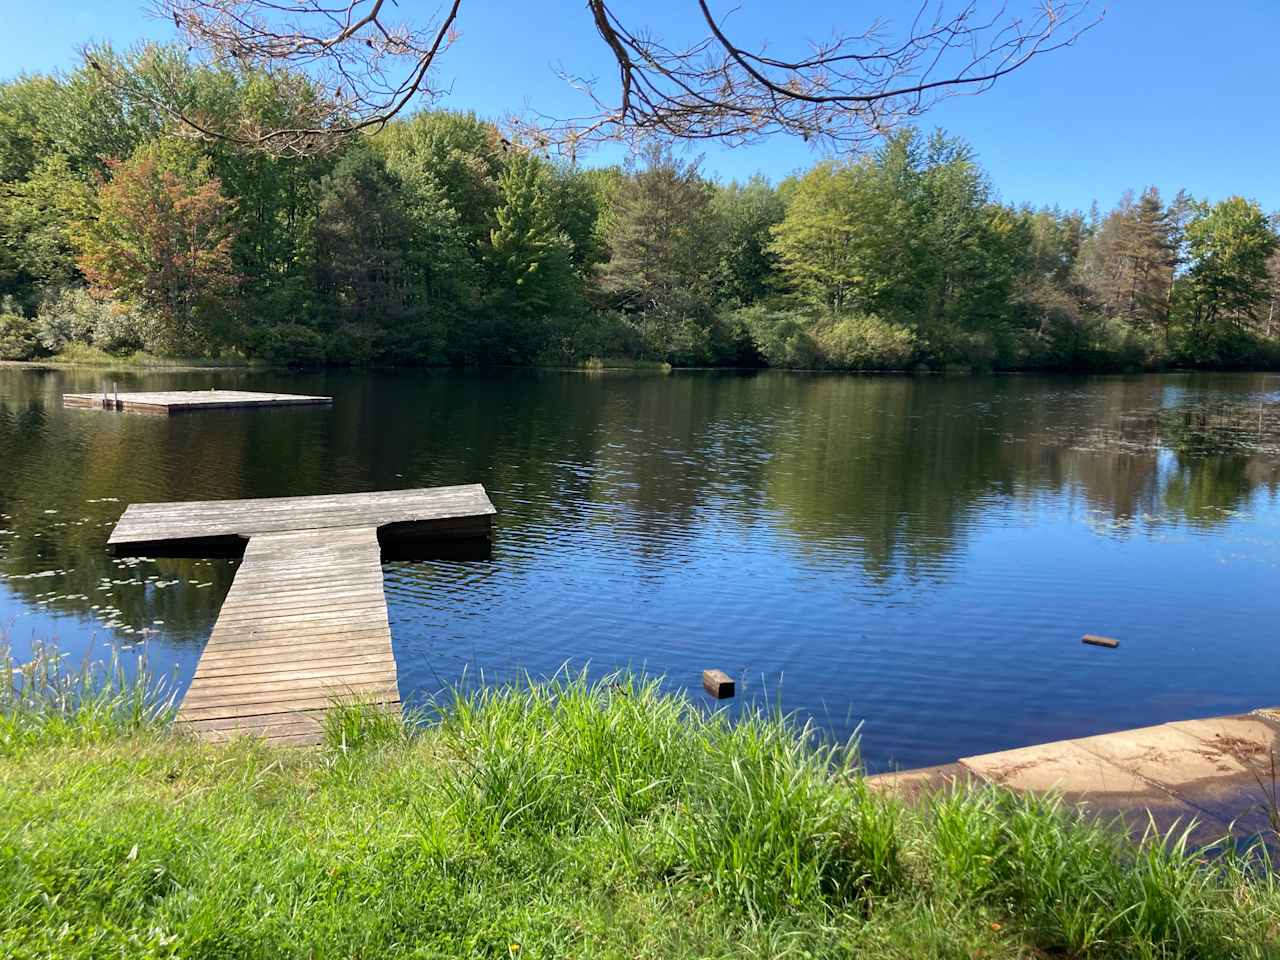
[702,669,735,699]
[1082,634,1120,649]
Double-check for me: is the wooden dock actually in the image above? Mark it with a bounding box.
[64,390,332,414]
[109,485,494,554]
[109,486,496,745]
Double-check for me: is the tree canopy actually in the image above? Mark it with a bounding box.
[1,47,1278,371]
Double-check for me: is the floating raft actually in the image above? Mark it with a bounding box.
[109,485,496,745]
[63,389,332,414]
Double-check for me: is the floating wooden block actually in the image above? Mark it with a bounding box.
[702,669,735,699]
[1082,634,1120,649]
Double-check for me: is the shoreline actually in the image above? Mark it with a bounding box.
[869,706,1280,856]
[7,356,1280,378]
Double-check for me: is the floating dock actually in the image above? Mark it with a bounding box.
[64,390,332,414]
[869,709,1280,854]
[109,485,496,745]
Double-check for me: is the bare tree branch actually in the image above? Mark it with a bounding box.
[108,0,1099,156]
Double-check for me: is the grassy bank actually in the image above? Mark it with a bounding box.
[1,663,1278,959]
[1,346,259,370]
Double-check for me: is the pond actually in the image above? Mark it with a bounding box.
[2,365,1279,771]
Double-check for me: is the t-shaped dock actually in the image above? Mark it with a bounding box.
[109,486,496,745]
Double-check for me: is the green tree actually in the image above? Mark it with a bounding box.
[770,129,1015,359]
[24,47,168,176]
[598,145,725,362]
[194,72,334,327]
[1178,197,1278,343]
[0,76,59,184]
[311,144,463,363]
[74,148,238,351]
[0,294,41,359]
[0,154,94,303]
[377,111,507,255]
[769,161,869,313]
[480,153,578,363]
[600,145,717,311]
[907,131,1016,337]
[1009,205,1094,365]
[0,66,150,305]
[544,164,608,278]
[1022,206,1086,287]
[710,176,784,305]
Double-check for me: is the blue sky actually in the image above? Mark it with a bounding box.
[4,1,1278,213]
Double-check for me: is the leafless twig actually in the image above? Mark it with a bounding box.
[100,0,1099,156]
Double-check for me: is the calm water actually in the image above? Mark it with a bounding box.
[2,365,1279,770]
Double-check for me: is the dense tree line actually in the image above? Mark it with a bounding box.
[1,48,1278,371]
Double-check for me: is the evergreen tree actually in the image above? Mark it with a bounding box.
[598,144,721,362]
[480,152,578,362]
[1076,188,1180,336]
[312,144,462,362]
[600,144,716,313]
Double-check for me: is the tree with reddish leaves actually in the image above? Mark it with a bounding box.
[75,150,239,351]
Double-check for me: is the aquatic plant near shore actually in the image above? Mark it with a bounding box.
[0,634,175,755]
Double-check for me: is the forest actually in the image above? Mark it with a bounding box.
[2,46,1279,372]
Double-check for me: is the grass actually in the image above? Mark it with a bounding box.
[1,343,260,369]
[0,659,1277,959]
[575,356,674,372]
[0,639,176,755]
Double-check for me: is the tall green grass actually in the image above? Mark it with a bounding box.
[321,693,414,752]
[0,636,175,755]
[924,786,1276,957]
[44,343,258,368]
[0,664,1276,958]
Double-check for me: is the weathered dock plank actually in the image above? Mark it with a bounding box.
[107,485,496,745]
[109,484,495,551]
[64,390,332,414]
[176,526,398,742]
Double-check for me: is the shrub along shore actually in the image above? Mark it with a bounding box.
[1,648,1278,959]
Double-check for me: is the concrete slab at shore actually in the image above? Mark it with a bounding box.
[64,390,332,414]
[869,710,1280,853]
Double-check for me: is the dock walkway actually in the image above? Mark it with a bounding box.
[180,527,396,744]
[109,485,495,745]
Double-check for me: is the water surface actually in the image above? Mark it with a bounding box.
[3,366,1278,770]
